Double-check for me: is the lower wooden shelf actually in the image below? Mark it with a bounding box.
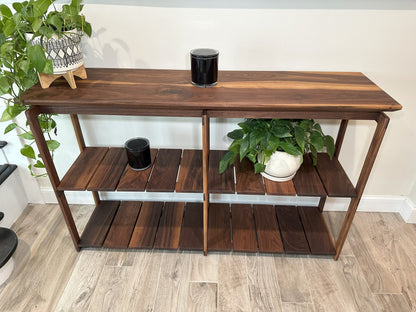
[79,200,336,256]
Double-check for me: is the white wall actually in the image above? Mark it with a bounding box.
[2,4,416,218]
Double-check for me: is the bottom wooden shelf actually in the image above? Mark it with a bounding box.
[79,201,335,256]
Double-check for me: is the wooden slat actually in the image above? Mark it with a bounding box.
[208,203,231,251]
[176,150,203,192]
[209,150,235,193]
[117,149,157,191]
[314,153,357,197]
[87,148,128,191]
[58,147,108,190]
[264,179,297,196]
[253,205,284,253]
[275,206,310,254]
[147,149,182,192]
[79,201,120,248]
[103,201,142,248]
[154,202,185,249]
[129,202,163,249]
[235,158,265,194]
[292,154,326,196]
[179,202,203,250]
[231,204,258,252]
[298,206,336,255]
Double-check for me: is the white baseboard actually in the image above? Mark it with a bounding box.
[39,188,416,224]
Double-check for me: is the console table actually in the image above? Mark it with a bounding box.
[22,68,402,260]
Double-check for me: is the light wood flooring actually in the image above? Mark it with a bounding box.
[0,204,415,312]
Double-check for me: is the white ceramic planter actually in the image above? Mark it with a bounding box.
[26,29,84,74]
[260,151,303,182]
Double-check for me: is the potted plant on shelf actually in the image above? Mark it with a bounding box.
[0,0,91,175]
[219,119,336,182]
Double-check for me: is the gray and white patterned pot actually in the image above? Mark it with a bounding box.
[27,29,84,74]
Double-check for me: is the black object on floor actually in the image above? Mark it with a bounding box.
[0,164,17,186]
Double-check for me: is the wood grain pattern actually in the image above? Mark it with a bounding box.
[314,153,357,197]
[116,149,157,191]
[246,255,282,312]
[292,154,326,196]
[87,148,128,191]
[235,158,265,194]
[179,202,203,250]
[253,205,284,253]
[231,204,258,252]
[187,282,217,312]
[274,255,312,303]
[276,206,310,254]
[154,202,185,249]
[298,206,336,255]
[176,149,203,192]
[209,150,235,193]
[218,254,251,312]
[264,179,296,196]
[79,201,120,248]
[22,69,402,113]
[54,251,108,312]
[153,251,190,312]
[103,201,142,248]
[58,147,108,190]
[129,201,163,249]
[374,294,411,312]
[147,149,182,192]
[208,203,231,251]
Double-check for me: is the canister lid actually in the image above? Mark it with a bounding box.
[125,137,150,152]
[190,48,219,59]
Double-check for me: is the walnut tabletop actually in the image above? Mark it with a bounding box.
[21,68,402,114]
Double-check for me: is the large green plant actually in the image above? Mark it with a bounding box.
[219,119,336,174]
[0,0,91,176]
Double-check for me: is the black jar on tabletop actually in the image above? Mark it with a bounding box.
[190,48,219,87]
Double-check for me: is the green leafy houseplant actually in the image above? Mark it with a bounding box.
[219,119,336,174]
[0,0,91,175]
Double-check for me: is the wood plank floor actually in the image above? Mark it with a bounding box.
[1,204,415,312]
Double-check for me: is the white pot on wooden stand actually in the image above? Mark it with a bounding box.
[26,30,87,89]
[260,151,303,182]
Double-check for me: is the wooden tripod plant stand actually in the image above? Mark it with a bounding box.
[38,65,87,89]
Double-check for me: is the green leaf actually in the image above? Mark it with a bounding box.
[12,2,24,13]
[271,126,291,138]
[279,140,302,156]
[33,160,45,168]
[46,139,60,151]
[249,129,264,148]
[310,145,318,166]
[42,59,53,74]
[0,76,10,94]
[27,44,47,72]
[32,18,43,32]
[3,19,15,37]
[21,144,36,159]
[323,135,335,158]
[18,59,30,73]
[227,129,244,140]
[219,151,235,174]
[310,131,324,151]
[254,162,266,174]
[0,4,13,18]
[294,126,305,152]
[18,131,34,140]
[33,0,54,17]
[4,123,17,134]
[239,136,250,160]
[83,21,92,37]
[1,106,22,121]
[267,134,280,152]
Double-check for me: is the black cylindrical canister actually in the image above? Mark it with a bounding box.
[125,138,151,171]
[190,48,219,87]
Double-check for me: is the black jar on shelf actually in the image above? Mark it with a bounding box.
[190,48,219,87]
[125,137,151,171]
